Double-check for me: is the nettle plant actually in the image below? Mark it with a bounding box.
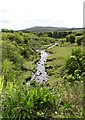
[64,47,85,83]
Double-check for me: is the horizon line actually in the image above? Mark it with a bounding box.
[1,26,84,31]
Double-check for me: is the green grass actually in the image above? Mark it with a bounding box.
[19,61,37,81]
[45,43,83,118]
[46,45,76,81]
[23,61,36,70]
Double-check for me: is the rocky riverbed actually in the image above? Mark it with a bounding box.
[31,49,49,83]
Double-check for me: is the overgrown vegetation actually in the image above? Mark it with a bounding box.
[2,81,56,119]
[1,29,84,119]
[64,47,85,82]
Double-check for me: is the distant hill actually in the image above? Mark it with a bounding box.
[20,26,67,32]
[19,26,84,32]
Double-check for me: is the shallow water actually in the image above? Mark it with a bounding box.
[31,49,49,83]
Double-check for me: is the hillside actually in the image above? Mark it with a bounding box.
[19,26,84,32]
[19,26,66,32]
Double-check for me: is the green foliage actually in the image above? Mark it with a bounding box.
[2,82,56,119]
[82,33,85,46]
[69,34,75,43]
[75,32,83,36]
[47,31,70,38]
[66,35,70,42]
[0,76,4,94]
[2,40,24,74]
[2,32,40,84]
[64,47,85,82]
[76,36,82,46]
[1,30,84,119]
[66,34,75,43]
[2,59,18,86]
[2,28,14,33]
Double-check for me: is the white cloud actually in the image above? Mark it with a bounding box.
[0,0,84,30]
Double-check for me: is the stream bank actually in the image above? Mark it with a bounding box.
[30,42,58,84]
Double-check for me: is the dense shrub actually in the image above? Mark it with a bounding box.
[82,34,85,46]
[2,59,18,86]
[2,82,56,119]
[64,47,85,82]
[66,34,75,43]
[69,34,75,43]
[76,36,82,46]
[75,32,83,36]
[66,35,70,42]
[2,29,14,33]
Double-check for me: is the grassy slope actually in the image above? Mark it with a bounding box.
[46,43,76,85]
[45,41,83,118]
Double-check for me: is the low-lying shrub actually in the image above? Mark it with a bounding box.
[2,81,56,119]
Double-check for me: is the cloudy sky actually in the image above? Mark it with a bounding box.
[0,0,84,30]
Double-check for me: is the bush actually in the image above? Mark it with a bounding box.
[2,83,56,119]
[76,37,82,46]
[82,34,85,46]
[66,35,70,42]
[66,34,75,43]
[64,47,85,82]
[2,59,18,86]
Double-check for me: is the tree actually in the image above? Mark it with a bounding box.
[2,29,14,33]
